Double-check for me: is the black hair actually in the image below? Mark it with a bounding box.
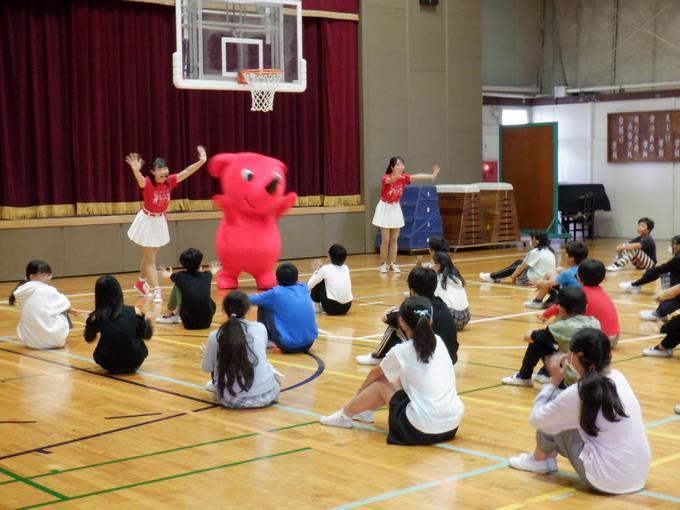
[432,251,465,289]
[407,267,437,297]
[152,157,168,169]
[428,236,450,254]
[385,156,404,174]
[637,217,654,232]
[566,240,589,265]
[328,244,347,266]
[85,275,152,343]
[556,286,587,316]
[399,296,436,363]
[215,291,256,398]
[180,248,203,272]
[577,258,606,287]
[570,328,628,437]
[9,260,52,306]
[671,235,680,246]
[276,262,298,286]
[531,230,554,253]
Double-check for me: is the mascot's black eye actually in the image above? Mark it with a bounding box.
[241,169,254,182]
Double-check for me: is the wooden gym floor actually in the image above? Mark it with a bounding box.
[0,239,679,509]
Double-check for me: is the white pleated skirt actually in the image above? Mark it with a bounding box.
[372,200,405,229]
[127,210,170,248]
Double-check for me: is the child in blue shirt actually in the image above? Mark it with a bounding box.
[250,262,318,353]
[525,241,588,309]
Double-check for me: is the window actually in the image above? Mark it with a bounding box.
[501,108,528,125]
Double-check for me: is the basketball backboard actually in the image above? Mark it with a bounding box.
[173,0,306,93]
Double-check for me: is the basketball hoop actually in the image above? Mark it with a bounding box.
[237,69,284,112]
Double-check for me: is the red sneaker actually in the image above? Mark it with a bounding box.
[134,279,151,296]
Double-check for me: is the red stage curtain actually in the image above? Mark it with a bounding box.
[0,0,359,216]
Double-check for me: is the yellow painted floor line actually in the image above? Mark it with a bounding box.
[495,487,576,510]
[651,451,680,467]
[647,429,680,441]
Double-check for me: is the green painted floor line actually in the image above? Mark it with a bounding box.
[267,420,318,432]
[462,360,516,372]
[459,383,504,395]
[1,418,318,488]
[613,354,644,364]
[17,447,311,510]
[0,466,66,501]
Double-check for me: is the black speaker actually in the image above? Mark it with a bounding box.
[420,0,438,5]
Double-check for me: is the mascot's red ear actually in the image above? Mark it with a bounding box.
[208,153,238,177]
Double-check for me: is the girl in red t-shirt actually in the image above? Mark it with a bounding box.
[125,146,207,303]
[372,156,440,273]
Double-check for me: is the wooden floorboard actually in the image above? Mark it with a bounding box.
[1,239,679,508]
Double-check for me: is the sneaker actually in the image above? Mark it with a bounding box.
[152,289,162,304]
[134,279,151,297]
[390,264,401,273]
[524,299,545,309]
[320,410,353,429]
[479,272,496,283]
[356,353,381,365]
[640,310,667,321]
[352,410,375,423]
[156,314,180,324]
[619,281,641,294]
[204,379,216,392]
[509,452,557,474]
[641,346,673,358]
[606,264,621,272]
[532,372,551,384]
[502,373,533,386]
[379,263,388,273]
[674,404,680,415]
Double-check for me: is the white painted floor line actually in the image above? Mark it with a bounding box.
[355,291,404,300]
[358,301,385,306]
[469,310,539,324]
[459,345,527,350]
[618,334,664,344]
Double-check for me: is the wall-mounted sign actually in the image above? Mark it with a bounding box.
[607,110,680,163]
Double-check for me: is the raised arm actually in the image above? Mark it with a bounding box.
[176,145,207,183]
[125,153,146,188]
[409,164,440,183]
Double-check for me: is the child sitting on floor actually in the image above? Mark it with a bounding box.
[480,230,555,286]
[431,251,470,330]
[9,260,72,349]
[85,275,152,373]
[621,235,680,322]
[542,259,620,348]
[156,248,217,329]
[502,287,600,387]
[201,291,281,408]
[606,217,656,272]
[250,262,318,353]
[525,240,588,309]
[640,281,680,358]
[307,244,353,315]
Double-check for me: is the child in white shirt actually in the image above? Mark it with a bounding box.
[9,260,71,349]
[307,244,353,315]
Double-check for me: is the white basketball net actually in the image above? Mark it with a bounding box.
[242,70,284,112]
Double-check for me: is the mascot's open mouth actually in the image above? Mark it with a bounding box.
[244,195,258,210]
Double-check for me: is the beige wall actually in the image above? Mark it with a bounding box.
[0,212,366,282]
[361,0,482,248]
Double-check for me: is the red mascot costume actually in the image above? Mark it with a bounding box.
[209,152,297,289]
